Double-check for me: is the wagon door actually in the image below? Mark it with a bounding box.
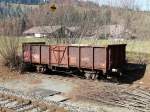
[50,45,68,67]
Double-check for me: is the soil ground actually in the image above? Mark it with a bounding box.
[0,60,150,111]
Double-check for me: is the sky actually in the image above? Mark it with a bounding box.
[84,0,150,11]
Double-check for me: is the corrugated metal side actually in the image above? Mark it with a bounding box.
[69,46,79,67]
[69,46,107,71]
[23,42,46,64]
[23,44,126,73]
[94,47,107,70]
[80,47,93,69]
[23,44,31,62]
[31,46,40,64]
[41,46,50,64]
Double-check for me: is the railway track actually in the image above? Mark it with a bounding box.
[1,73,150,112]
[76,87,150,112]
[31,73,150,112]
[0,86,100,112]
[0,93,56,112]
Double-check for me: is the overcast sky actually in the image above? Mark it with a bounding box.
[83,0,150,10]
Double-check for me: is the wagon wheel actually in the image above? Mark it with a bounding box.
[19,63,27,74]
[36,66,44,73]
[36,66,41,73]
[84,72,98,80]
[43,65,50,73]
[84,72,91,80]
[106,73,120,83]
[37,65,49,74]
[91,73,98,80]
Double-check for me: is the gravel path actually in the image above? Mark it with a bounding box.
[0,72,149,112]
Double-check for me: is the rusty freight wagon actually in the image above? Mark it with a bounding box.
[22,43,126,79]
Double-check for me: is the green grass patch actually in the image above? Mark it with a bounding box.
[1,36,150,63]
[18,37,150,54]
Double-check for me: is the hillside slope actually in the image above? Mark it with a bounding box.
[0,0,150,39]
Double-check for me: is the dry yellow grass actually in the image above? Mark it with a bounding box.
[0,63,21,82]
[0,60,67,112]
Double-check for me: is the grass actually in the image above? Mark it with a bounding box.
[9,37,150,53]
[20,37,150,54]
[1,36,150,63]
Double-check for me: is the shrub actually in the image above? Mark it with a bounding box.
[0,36,21,70]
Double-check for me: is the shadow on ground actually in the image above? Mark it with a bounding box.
[46,63,147,84]
[46,69,85,79]
[23,63,147,84]
[119,63,147,84]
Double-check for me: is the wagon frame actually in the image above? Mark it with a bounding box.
[22,43,126,79]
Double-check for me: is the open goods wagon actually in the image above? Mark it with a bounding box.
[23,43,126,79]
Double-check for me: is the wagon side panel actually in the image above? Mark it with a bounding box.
[50,46,59,65]
[69,46,79,67]
[41,46,50,65]
[50,45,68,67]
[108,45,126,69]
[94,47,107,71]
[31,46,40,64]
[58,46,68,66]
[23,44,31,63]
[80,47,93,69]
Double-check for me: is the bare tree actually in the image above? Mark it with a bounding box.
[119,0,137,32]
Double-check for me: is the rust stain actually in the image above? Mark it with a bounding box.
[32,54,40,60]
[100,63,106,67]
[70,57,76,64]
[24,51,30,61]
[81,57,89,62]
